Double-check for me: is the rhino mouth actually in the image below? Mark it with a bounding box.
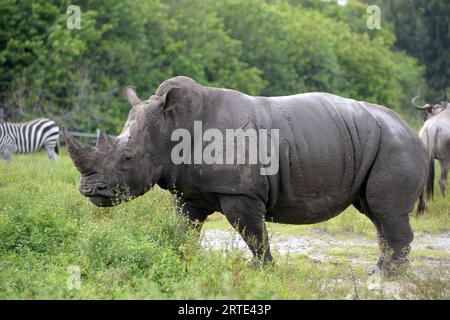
[83,187,116,207]
[89,196,115,207]
[80,183,134,207]
[80,183,114,197]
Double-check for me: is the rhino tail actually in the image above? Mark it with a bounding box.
[416,190,426,216]
[417,159,434,216]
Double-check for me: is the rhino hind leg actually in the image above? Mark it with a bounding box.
[355,195,413,276]
[353,197,388,273]
[376,214,413,276]
[361,144,424,276]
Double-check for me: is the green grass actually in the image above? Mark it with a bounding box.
[0,150,448,299]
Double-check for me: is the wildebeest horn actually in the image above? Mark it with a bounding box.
[63,127,95,173]
[412,96,431,110]
[123,86,142,107]
[95,129,113,151]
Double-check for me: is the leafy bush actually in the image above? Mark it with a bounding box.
[0,0,427,132]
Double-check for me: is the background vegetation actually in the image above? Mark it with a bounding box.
[1,0,446,133]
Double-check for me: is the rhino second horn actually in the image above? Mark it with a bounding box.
[96,129,114,151]
[123,86,142,107]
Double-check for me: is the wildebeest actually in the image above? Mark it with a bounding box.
[413,96,450,199]
[0,118,60,161]
[64,76,427,275]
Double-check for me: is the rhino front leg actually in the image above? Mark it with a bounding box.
[220,195,273,265]
[176,198,211,234]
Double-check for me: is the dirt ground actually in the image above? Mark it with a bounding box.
[201,229,450,299]
[202,229,449,265]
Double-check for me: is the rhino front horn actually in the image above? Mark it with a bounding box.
[63,127,95,173]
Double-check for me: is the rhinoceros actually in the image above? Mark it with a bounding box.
[64,76,427,274]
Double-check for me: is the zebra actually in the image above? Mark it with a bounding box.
[0,118,60,161]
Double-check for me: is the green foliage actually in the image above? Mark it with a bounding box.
[0,150,195,297]
[361,0,449,101]
[0,0,428,132]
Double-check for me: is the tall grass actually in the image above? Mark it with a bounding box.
[0,150,448,299]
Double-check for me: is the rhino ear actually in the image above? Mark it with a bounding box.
[123,86,142,107]
[161,87,182,112]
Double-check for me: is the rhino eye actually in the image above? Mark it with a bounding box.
[124,154,133,161]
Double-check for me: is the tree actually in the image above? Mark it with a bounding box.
[0,0,429,132]
[214,0,425,111]
[361,0,449,100]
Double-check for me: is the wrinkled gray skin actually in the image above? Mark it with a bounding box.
[65,76,427,275]
[413,96,450,199]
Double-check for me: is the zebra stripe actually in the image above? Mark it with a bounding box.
[0,118,60,156]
